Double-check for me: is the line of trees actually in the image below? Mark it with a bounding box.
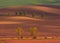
[16,11,27,16]
[16,27,55,40]
[15,11,45,19]
[16,27,38,39]
[0,11,46,19]
[16,27,58,40]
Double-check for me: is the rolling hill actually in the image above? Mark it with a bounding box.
[0,5,60,37]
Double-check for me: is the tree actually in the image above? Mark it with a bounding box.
[41,12,45,19]
[29,27,38,39]
[19,11,23,16]
[16,12,18,16]
[16,11,21,16]
[23,11,27,16]
[32,12,35,18]
[16,27,24,39]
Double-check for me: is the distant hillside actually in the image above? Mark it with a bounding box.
[0,0,60,7]
[0,5,60,16]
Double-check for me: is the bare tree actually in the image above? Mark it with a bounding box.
[29,27,38,39]
[16,27,24,39]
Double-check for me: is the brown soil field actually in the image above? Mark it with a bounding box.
[0,5,60,37]
[1,40,60,43]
